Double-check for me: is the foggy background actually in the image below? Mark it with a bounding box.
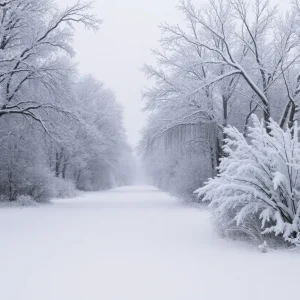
[61,0,182,146]
[61,0,285,147]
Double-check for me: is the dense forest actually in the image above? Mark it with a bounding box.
[140,0,300,247]
[0,0,135,204]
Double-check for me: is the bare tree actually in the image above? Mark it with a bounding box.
[0,0,100,129]
[160,0,300,128]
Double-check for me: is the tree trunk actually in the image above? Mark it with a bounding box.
[263,104,271,134]
[222,96,228,144]
[210,144,217,177]
[288,102,296,129]
[76,170,82,189]
[8,171,15,201]
[62,162,67,179]
[280,101,292,129]
[219,95,229,161]
[55,152,60,178]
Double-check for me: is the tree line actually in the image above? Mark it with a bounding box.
[0,0,135,203]
[140,0,300,248]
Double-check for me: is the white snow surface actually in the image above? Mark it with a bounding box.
[0,185,299,300]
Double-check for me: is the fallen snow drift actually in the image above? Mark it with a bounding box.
[0,186,299,300]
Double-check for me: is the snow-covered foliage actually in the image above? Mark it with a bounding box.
[0,0,100,122]
[0,0,135,203]
[53,178,77,199]
[140,0,300,247]
[141,0,300,188]
[15,195,37,207]
[195,115,300,247]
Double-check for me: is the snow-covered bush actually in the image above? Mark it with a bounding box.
[195,115,300,247]
[20,167,56,203]
[0,195,7,202]
[16,195,37,207]
[210,203,264,244]
[53,178,77,199]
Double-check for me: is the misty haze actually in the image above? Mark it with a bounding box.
[0,0,300,299]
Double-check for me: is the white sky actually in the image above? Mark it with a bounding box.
[61,0,286,147]
[60,0,181,147]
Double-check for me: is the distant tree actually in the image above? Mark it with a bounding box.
[0,1,134,202]
[64,75,135,191]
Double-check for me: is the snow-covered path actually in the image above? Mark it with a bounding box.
[0,186,299,300]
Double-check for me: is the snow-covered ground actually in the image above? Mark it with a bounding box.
[0,186,299,300]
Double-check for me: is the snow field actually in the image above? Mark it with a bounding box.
[0,186,299,300]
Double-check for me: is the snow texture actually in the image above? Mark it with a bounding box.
[0,186,299,300]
